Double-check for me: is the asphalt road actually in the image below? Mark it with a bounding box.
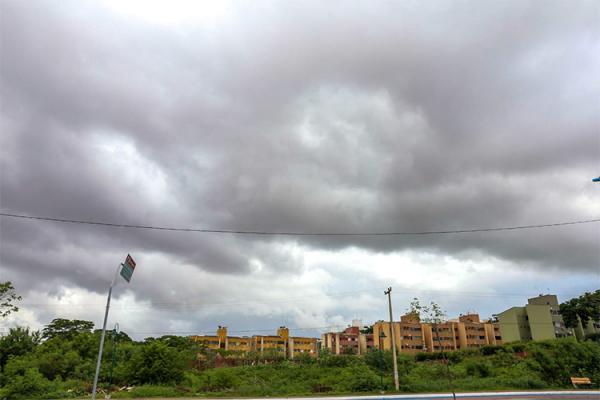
[134,392,600,400]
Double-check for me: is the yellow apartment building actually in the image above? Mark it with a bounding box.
[254,327,318,358]
[373,313,501,354]
[291,336,319,357]
[190,326,228,350]
[373,313,426,354]
[191,326,317,359]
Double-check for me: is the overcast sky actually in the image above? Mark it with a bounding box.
[1,0,599,340]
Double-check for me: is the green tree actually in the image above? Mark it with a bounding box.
[0,366,55,399]
[408,298,456,400]
[126,341,185,384]
[0,327,40,369]
[560,290,600,329]
[0,281,22,318]
[93,329,132,343]
[360,326,374,334]
[41,318,94,340]
[157,334,193,350]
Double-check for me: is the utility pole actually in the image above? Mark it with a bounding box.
[384,287,399,391]
[92,255,137,400]
[91,264,121,400]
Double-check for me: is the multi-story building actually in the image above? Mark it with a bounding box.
[191,326,317,359]
[372,316,423,354]
[372,313,501,354]
[191,326,252,352]
[496,294,573,342]
[321,324,374,355]
[573,318,600,340]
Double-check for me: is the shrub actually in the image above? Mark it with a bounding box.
[0,367,59,399]
[464,360,492,377]
[294,352,315,365]
[336,365,380,392]
[481,345,503,356]
[125,341,185,385]
[585,333,600,343]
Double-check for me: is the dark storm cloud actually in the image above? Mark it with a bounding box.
[1,0,599,304]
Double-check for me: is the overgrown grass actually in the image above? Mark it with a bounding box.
[107,339,600,397]
[2,337,599,398]
[111,385,190,398]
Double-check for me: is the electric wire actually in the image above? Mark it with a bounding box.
[1,212,599,236]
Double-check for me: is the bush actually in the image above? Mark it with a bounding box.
[481,345,503,356]
[125,341,186,385]
[464,360,492,377]
[585,333,600,343]
[294,352,315,365]
[318,352,355,367]
[336,365,380,392]
[0,367,59,399]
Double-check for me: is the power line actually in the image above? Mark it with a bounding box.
[1,212,599,236]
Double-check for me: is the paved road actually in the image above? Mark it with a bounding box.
[136,392,600,400]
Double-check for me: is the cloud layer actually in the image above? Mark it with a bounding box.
[1,0,598,337]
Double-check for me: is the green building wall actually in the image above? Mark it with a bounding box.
[496,307,531,343]
[525,304,555,341]
[496,294,576,343]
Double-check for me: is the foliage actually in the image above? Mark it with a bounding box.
[125,340,186,384]
[586,332,600,343]
[408,297,455,395]
[560,290,600,329]
[0,327,40,370]
[360,326,373,334]
[1,316,600,398]
[464,359,492,377]
[0,367,58,399]
[0,281,21,318]
[407,297,446,324]
[42,318,94,340]
[481,345,503,356]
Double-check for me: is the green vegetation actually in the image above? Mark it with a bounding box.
[1,318,600,399]
[560,290,600,329]
[0,281,21,318]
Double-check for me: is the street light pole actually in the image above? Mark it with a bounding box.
[91,264,122,400]
[384,287,399,391]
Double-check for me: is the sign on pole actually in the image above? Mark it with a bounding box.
[120,254,136,283]
[92,255,139,400]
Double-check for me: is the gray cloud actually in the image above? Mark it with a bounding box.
[1,0,599,330]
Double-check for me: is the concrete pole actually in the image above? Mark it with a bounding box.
[385,287,399,391]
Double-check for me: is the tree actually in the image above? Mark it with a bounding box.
[93,329,132,344]
[156,334,193,350]
[41,318,94,340]
[0,281,22,318]
[360,326,373,334]
[408,298,456,400]
[560,290,600,329]
[0,327,40,369]
[126,341,185,384]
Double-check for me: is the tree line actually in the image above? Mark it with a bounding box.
[1,282,599,399]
